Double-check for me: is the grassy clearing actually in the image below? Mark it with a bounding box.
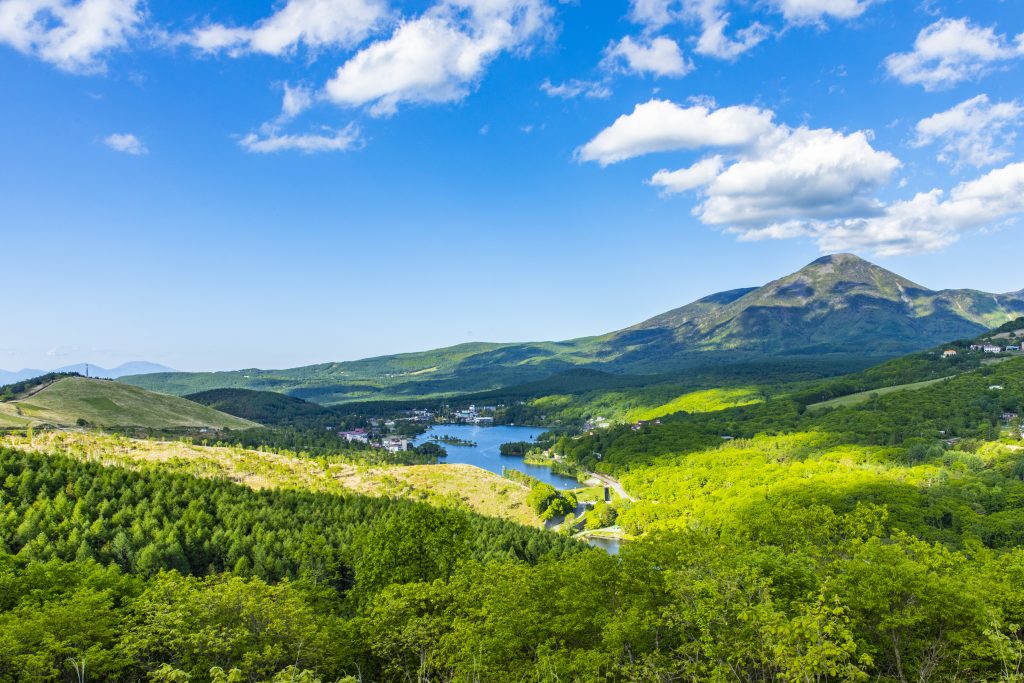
[625,387,763,422]
[0,405,33,428]
[807,377,951,411]
[2,377,256,429]
[1,431,541,527]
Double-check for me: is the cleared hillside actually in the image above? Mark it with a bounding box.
[0,377,258,430]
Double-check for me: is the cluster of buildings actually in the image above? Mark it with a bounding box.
[452,404,496,424]
[965,343,1022,354]
[338,428,411,453]
[630,419,663,432]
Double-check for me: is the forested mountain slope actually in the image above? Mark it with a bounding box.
[122,254,1024,404]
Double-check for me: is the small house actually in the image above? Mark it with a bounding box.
[942,349,958,358]
[983,345,1003,354]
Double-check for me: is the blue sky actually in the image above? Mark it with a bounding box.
[1,0,1023,372]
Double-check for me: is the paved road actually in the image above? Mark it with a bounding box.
[586,472,636,502]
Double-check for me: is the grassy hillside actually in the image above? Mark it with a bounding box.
[121,254,1024,404]
[0,377,257,430]
[1,430,542,526]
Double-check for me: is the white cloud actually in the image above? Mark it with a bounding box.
[885,17,1024,91]
[323,0,553,116]
[540,78,611,99]
[576,98,776,165]
[687,0,770,60]
[771,0,874,23]
[912,94,1024,168]
[0,0,142,72]
[186,0,388,56]
[629,0,675,29]
[623,0,877,61]
[281,82,316,119]
[104,132,147,154]
[579,98,981,256]
[239,123,362,153]
[650,155,723,192]
[739,162,1024,256]
[697,127,899,226]
[603,35,690,77]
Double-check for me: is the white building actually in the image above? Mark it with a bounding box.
[381,437,410,453]
[339,429,370,443]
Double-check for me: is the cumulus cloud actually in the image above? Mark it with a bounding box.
[576,99,1003,256]
[238,123,362,153]
[602,35,690,77]
[696,127,899,226]
[625,0,874,61]
[539,78,611,99]
[771,0,875,23]
[0,0,143,72]
[739,163,1024,256]
[885,17,1024,90]
[912,94,1024,168]
[104,132,147,154]
[649,155,724,192]
[323,0,553,116]
[185,0,388,56]
[687,0,769,59]
[576,98,776,165]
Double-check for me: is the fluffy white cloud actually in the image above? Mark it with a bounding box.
[104,132,147,154]
[576,99,776,166]
[772,0,874,23]
[186,0,388,56]
[625,0,873,60]
[697,128,899,226]
[323,0,553,116]
[740,163,1024,256]
[603,35,690,77]
[885,17,1024,91]
[629,0,675,29]
[0,0,142,72]
[539,78,611,99]
[239,123,362,153]
[687,0,769,59]
[650,155,724,192]
[913,94,1024,168]
[579,98,985,255]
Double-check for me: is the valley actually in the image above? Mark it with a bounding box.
[3,256,1024,682]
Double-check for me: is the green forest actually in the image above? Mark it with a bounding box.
[3,330,1024,681]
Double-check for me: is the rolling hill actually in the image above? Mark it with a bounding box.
[184,388,341,426]
[0,376,258,430]
[121,254,1024,404]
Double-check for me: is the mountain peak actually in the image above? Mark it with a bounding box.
[809,253,868,267]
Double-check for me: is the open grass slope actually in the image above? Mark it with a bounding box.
[0,431,542,526]
[121,254,1024,404]
[624,388,763,422]
[806,377,952,411]
[0,377,257,430]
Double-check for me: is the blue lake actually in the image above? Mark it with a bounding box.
[413,424,579,489]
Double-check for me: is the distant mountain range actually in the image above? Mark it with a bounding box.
[120,254,1024,404]
[0,361,174,386]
